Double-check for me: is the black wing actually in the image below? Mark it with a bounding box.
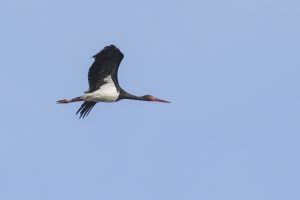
[76,45,124,119]
[76,101,97,119]
[88,45,124,92]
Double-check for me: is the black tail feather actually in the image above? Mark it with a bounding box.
[76,101,97,119]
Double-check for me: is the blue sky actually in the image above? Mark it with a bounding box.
[0,0,299,199]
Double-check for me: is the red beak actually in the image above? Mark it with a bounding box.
[152,97,170,103]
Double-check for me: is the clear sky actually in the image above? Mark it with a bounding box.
[0,0,299,199]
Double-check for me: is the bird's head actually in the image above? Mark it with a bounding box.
[142,95,170,103]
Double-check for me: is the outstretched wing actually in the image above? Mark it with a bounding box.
[76,101,97,119]
[88,45,124,92]
[76,45,124,119]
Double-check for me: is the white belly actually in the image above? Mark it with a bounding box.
[82,76,120,102]
[83,88,119,102]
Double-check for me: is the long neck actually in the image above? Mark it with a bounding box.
[119,90,144,101]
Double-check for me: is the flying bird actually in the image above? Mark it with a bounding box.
[57,45,170,118]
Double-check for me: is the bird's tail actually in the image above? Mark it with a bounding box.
[57,97,82,104]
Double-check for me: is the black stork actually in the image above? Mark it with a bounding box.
[57,45,170,118]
